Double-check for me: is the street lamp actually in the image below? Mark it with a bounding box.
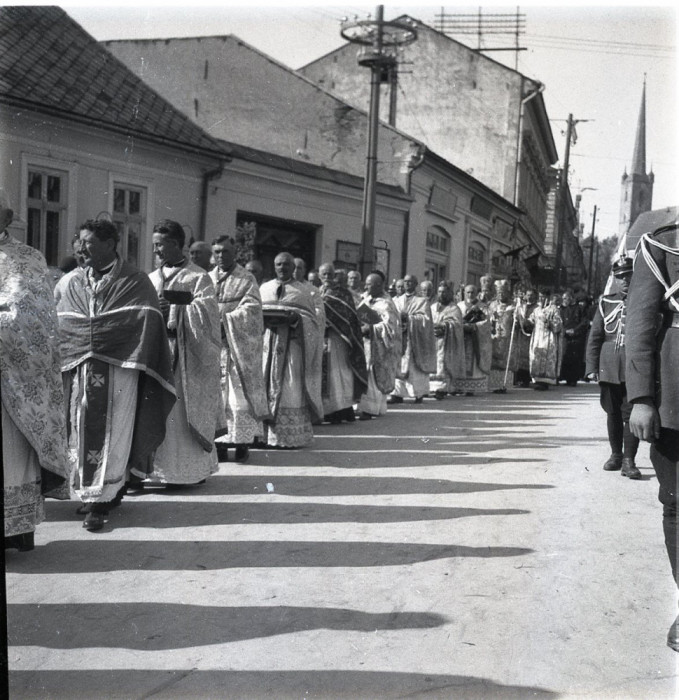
[340,7,417,278]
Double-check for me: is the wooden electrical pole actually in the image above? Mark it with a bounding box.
[554,113,591,291]
[586,205,597,297]
[554,113,574,291]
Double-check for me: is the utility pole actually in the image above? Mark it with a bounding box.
[554,113,591,291]
[586,204,597,297]
[594,237,600,298]
[341,9,417,279]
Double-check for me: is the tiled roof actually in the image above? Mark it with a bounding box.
[0,6,227,158]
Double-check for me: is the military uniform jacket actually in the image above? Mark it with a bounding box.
[625,224,679,430]
[585,292,627,384]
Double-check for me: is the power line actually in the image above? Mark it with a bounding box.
[526,32,674,52]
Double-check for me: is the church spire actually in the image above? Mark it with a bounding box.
[631,75,646,175]
[619,77,653,237]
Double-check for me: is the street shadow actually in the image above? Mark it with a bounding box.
[7,603,446,650]
[6,540,534,574]
[242,451,548,469]
[44,501,529,528]
[198,474,554,497]
[9,669,560,699]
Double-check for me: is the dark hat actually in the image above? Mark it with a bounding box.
[612,255,633,277]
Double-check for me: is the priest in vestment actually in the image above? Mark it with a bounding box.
[529,293,564,390]
[389,274,436,403]
[357,273,402,419]
[318,263,368,423]
[210,236,269,463]
[56,218,176,530]
[261,252,323,447]
[487,279,517,393]
[429,282,465,399]
[1,193,69,550]
[147,220,223,486]
[455,284,492,395]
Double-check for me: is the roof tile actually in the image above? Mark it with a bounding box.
[0,6,226,156]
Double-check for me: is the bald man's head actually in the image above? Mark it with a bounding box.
[365,273,384,297]
[189,240,214,271]
[275,252,295,281]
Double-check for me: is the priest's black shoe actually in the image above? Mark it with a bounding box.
[235,445,250,463]
[4,532,34,551]
[83,512,105,532]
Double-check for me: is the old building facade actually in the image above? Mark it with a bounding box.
[300,16,568,286]
[0,6,227,272]
[106,33,528,286]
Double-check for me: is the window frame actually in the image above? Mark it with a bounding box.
[20,154,78,265]
[108,173,154,271]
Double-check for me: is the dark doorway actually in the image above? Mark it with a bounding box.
[236,211,318,282]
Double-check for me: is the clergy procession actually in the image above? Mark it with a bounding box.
[3,186,679,656]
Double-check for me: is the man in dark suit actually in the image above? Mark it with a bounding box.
[626,222,679,652]
[585,256,641,478]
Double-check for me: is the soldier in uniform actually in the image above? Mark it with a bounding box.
[585,255,641,478]
[626,222,679,652]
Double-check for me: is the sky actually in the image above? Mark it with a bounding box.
[57,1,678,242]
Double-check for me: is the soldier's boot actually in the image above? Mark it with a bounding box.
[621,457,642,479]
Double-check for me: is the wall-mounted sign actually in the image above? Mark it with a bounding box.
[373,246,390,277]
[335,240,361,266]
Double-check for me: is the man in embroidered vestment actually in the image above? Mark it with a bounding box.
[55,219,176,531]
[147,220,223,487]
[356,273,401,419]
[294,256,325,327]
[455,284,492,395]
[260,252,323,447]
[429,282,465,399]
[627,223,679,651]
[487,279,517,393]
[389,274,436,404]
[210,236,269,463]
[318,263,368,424]
[528,293,563,391]
[1,191,69,550]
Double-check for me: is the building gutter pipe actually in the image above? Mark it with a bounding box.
[403,144,426,276]
[200,162,225,241]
